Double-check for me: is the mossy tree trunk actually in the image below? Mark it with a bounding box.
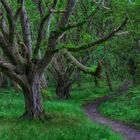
[21,72,45,119]
[56,76,72,99]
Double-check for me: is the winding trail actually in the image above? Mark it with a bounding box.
[84,81,140,140]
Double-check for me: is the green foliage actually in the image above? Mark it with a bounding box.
[100,86,140,129]
[81,33,93,43]
[0,84,124,140]
[88,65,98,74]
[0,89,24,118]
[57,43,76,50]
[0,0,140,138]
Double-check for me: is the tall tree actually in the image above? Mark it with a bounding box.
[0,0,127,119]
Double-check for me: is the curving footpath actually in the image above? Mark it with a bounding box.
[84,81,140,140]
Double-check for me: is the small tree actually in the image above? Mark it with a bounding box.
[0,0,127,119]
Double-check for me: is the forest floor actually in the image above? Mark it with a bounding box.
[0,81,140,140]
[84,81,140,140]
[0,82,124,140]
[99,85,140,129]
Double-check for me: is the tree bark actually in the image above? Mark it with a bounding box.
[56,79,72,100]
[0,73,11,88]
[13,82,20,92]
[128,59,137,85]
[21,73,45,119]
[76,71,81,88]
[94,76,100,87]
[105,61,113,91]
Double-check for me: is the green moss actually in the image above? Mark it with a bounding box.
[57,43,76,50]
[88,65,97,73]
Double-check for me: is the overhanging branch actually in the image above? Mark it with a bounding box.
[63,49,99,75]
[0,58,25,86]
[0,58,16,70]
[57,16,128,52]
[53,7,99,41]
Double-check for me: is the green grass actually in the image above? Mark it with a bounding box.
[0,84,124,140]
[99,85,140,129]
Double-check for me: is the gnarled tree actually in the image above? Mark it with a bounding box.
[0,0,128,119]
[50,53,75,99]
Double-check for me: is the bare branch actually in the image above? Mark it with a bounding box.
[0,14,9,39]
[53,8,98,39]
[47,0,77,44]
[33,0,64,58]
[57,0,77,29]
[32,0,44,16]
[33,9,64,57]
[115,31,129,36]
[0,33,18,64]
[0,58,16,71]
[0,0,16,45]
[0,58,25,86]
[38,0,78,74]
[14,5,22,21]
[46,0,58,38]
[0,0,14,18]
[18,0,32,59]
[33,12,51,57]
[93,0,111,10]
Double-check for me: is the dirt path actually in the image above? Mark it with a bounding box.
[84,81,140,140]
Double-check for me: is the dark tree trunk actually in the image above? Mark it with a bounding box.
[22,73,45,120]
[105,70,113,91]
[128,59,137,85]
[94,76,100,87]
[76,71,81,88]
[56,79,72,100]
[104,61,113,91]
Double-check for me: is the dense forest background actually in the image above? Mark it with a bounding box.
[0,0,140,140]
[0,0,139,91]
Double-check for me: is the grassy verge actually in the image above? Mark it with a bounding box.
[0,84,124,140]
[99,85,140,129]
